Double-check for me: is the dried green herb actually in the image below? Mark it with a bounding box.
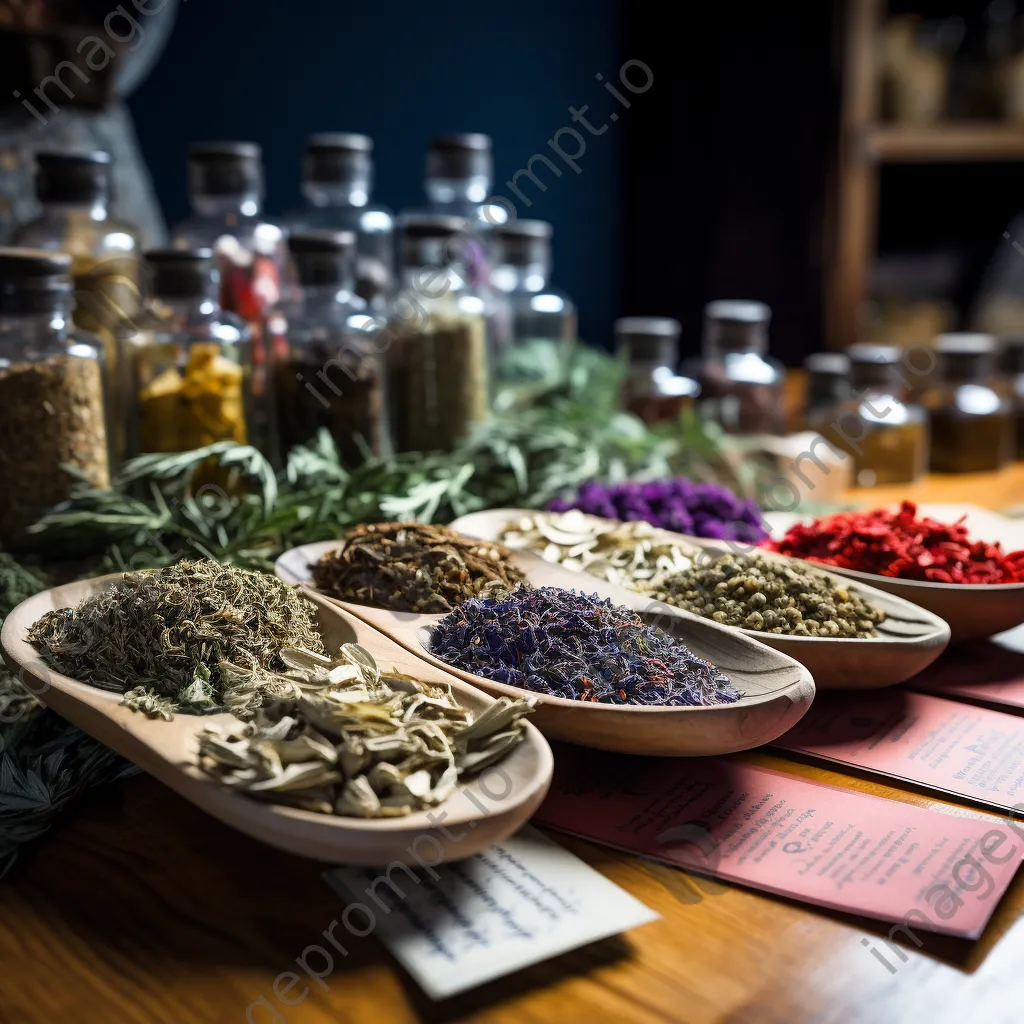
[311,522,527,613]
[198,644,534,817]
[644,552,886,637]
[27,560,323,715]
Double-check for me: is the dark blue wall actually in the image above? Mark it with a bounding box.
[128,0,623,345]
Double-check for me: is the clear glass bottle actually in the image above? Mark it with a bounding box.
[13,150,141,468]
[803,352,851,429]
[386,216,489,453]
[0,248,110,550]
[124,250,252,464]
[810,344,928,487]
[1001,333,1024,459]
[614,317,699,426]
[684,300,785,434]
[924,333,1013,473]
[285,134,395,311]
[269,231,384,465]
[170,142,286,454]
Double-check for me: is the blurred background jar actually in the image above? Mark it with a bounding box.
[802,351,851,430]
[1001,333,1024,459]
[385,216,489,453]
[286,134,394,311]
[925,333,1013,473]
[269,230,384,466]
[13,150,140,469]
[124,249,252,465]
[0,248,109,550]
[614,316,698,426]
[810,343,928,487]
[684,299,784,434]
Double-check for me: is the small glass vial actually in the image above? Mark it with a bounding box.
[803,352,851,429]
[286,134,395,311]
[1001,334,1024,459]
[125,250,252,459]
[685,300,785,434]
[614,317,698,426]
[386,216,489,452]
[924,333,1013,473]
[0,248,110,549]
[811,344,928,487]
[270,231,384,465]
[13,150,141,468]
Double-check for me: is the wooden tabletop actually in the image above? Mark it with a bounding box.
[4,476,1024,1024]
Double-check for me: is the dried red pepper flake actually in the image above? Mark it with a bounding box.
[761,501,1024,584]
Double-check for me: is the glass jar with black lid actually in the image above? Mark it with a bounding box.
[803,352,851,429]
[0,248,109,549]
[924,333,1013,473]
[810,343,928,486]
[615,317,698,426]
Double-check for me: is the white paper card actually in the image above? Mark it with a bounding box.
[323,826,658,999]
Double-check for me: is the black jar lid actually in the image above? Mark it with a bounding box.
[494,220,552,266]
[287,230,357,287]
[35,150,112,204]
[703,300,771,354]
[187,141,263,197]
[0,247,72,311]
[400,214,470,240]
[614,317,682,361]
[1001,333,1024,375]
[144,249,217,299]
[934,333,997,382]
[427,134,492,181]
[304,134,373,185]
[847,343,906,389]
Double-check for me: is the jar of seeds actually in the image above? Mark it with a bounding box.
[385,216,489,452]
[0,248,110,550]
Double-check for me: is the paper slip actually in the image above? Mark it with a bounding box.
[910,630,1024,712]
[534,747,1023,939]
[323,826,658,999]
[778,690,1024,813]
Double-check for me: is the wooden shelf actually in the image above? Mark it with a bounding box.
[866,123,1024,163]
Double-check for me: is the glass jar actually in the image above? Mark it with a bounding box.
[269,231,384,465]
[924,333,1013,473]
[124,250,252,461]
[810,344,928,486]
[684,300,785,434]
[0,248,110,550]
[614,317,698,426]
[1001,334,1024,459]
[385,216,489,452]
[13,151,141,468]
[803,352,851,429]
[285,134,395,311]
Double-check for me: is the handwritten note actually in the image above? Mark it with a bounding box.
[323,827,658,999]
[534,746,1022,939]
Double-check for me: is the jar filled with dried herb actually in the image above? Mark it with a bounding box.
[124,249,252,456]
[924,333,1013,473]
[0,248,110,550]
[269,231,384,464]
[385,216,490,452]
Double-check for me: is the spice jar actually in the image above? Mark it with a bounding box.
[684,300,785,434]
[12,151,141,469]
[0,248,110,549]
[385,216,489,452]
[803,352,851,429]
[614,317,698,426]
[1001,334,1024,459]
[124,250,252,457]
[924,333,1013,473]
[810,344,928,487]
[285,134,395,311]
[269,230,384,464]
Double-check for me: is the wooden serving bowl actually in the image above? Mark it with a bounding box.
[0,575,553,867]
[448,508,951,690]
[276,541,816,757]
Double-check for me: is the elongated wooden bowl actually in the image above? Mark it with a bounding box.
[448,508,951,690]
[763,507,1024,644]
[276,541,815,756]
[0,576,553,867]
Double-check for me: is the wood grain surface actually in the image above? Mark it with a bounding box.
[4,476,1024,1024]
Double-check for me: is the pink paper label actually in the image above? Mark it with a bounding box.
[535,748,1022,939]
[910,642,1024,711]
[779,691,1024,811]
